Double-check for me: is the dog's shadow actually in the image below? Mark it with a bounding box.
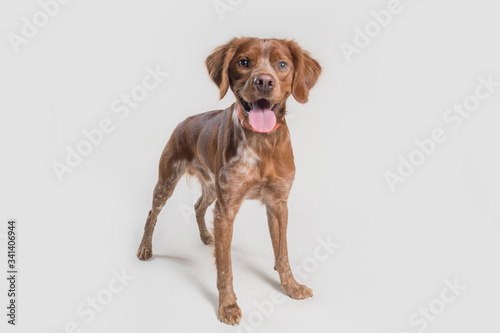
[153,254,219,315]
[232,245,283,293]
[152,247,282,315]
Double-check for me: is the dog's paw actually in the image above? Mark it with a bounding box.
[218,302,242,325]
[285,283,313,300]
[201,233,214,245]
[137,246,153,260]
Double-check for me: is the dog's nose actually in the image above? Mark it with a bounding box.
[253,74,275,93]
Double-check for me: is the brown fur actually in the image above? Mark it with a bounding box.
[137,37,321,325]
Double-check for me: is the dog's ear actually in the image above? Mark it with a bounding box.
[288,40,322,104]
[206,39,238,100]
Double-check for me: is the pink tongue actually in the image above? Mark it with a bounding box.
[249,107,276,133]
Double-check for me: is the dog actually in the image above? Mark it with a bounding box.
[137,37,321,325]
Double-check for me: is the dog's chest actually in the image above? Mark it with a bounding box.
[223,144,293,197]
[228,145,261,177]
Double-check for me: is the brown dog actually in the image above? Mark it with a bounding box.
[137,37,321,325]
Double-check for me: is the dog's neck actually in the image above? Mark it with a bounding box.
[230,103,290,156]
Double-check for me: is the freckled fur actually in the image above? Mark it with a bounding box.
[137,37,321,325]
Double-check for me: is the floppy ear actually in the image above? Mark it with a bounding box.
[205,39,238,100]
[288,40,322,104]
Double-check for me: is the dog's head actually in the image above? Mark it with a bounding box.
[206,37,321,133]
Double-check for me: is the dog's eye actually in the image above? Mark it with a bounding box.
[238,59,249,68]
[278,61,288,71]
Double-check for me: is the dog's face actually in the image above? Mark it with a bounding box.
[206,37,321,132]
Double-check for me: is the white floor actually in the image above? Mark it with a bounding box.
[1,0,500,332]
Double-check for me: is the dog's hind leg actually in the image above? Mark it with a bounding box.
[194,183,216,245]
[137,147,188,260]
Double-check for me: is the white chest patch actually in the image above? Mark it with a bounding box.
[230,144,260,166]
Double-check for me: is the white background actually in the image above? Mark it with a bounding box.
[1,0,499,332]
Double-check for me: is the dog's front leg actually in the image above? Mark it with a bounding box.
[213,195,244,325]
[266,200,313,300]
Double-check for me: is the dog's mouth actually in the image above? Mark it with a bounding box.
[238,96,284,133]
[238,96,283,114]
